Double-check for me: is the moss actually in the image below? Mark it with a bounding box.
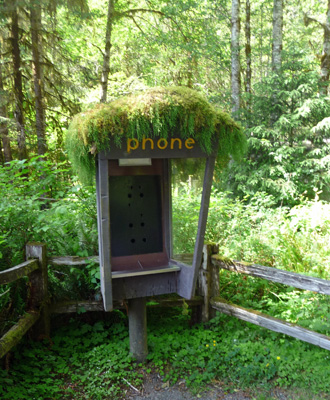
[0,312,40,358]
[65,86,246,183]
[212,254,234,263]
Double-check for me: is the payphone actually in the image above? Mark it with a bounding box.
[96,134,219,312]
[66,87,245,360]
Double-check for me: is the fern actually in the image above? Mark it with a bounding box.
[65,86,246,183]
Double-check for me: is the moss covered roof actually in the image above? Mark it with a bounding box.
[65,86,246,183]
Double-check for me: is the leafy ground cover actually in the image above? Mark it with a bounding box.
[1,308,330,400]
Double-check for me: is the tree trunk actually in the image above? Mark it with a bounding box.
[271,0,283,74]
[0,94,12,164]
[100,0,115,103]
[11,5,27,160]
[231,0,241,115]
[0,138,3,164]
[304,1,330,95]
[320,0,330,95]
[0,36,12,163]
[270,0,283,126]
[30,3,47,156]
[257,4,263,80]
[245,0,251,115]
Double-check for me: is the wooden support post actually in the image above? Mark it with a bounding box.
[128,297,148,363]
[196,243,220,322]
[26,243,50,339]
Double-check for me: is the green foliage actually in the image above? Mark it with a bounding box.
[65,86,246,183]
[0,157,99,332]
[2,309,330,399]
[148,310,330,394]
[0,157,98,270]
[0,156,69,268]
[0,315,143,400]
[225,64,330,206]
[173,189,330,278]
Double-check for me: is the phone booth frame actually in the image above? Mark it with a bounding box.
[96,134,219,312]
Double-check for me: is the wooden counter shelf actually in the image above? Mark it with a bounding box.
[111,265,180,279]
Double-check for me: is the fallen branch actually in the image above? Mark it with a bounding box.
[123,377,140,393]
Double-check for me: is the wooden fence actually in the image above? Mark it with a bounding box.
[210,255,330,351]
[0,243,49,358]
[0,243,202,358]
[2,242,330,358]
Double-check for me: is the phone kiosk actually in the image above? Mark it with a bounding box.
[66,87,245,361]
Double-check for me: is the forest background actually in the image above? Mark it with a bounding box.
[1,0,330,398]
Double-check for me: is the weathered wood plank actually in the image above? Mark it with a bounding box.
[212,255,330,295]
[178,147,218,299]
[211,298,330,351]
[163,159,173,259]
[50,301,105,314]
[26,243,50,338]
[112,271,178,300]
[146,297,203,308]
[0,259,39,285]
[99,136,209,160]
[0,312,40,358]
[50,297,203,314]
[48,256,99,266]
[97,156,113,311]
[112,265,180,279]
[196,244,220,322]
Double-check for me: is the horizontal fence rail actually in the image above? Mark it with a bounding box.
[0,259,39,285]
[0,312,40,359]
[50,297,203,314]
[48,256,99,267]
[211,255,330,351]
[211,298,330,351]
[211,255,330,295]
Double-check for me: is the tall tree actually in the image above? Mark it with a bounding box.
[304,0,330,95]
[271,0,283,125]
[10,3,27,159]
[231,0,241,115]
[99,2,182,102]
[0,45,12,163]
[100,0,115,103]
[272,0,283,74]
[0,85,12,164]
[245,0,251,114]
[30,1,47,155]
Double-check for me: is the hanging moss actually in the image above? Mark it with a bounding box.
[65,86,246,183]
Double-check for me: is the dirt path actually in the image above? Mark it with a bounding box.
[126,373,290,400]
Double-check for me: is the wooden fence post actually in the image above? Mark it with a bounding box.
[196,243,220,322]
[26,243,50,339]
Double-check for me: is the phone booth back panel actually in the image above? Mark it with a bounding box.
[108,159,170,272]
[109,175,163,257]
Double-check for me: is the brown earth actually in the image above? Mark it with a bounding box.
[124,372,293,400]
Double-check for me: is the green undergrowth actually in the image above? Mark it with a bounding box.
[0,313,141,400]
[0,157,99,335]
[173,188,330,278]
[147,309,330,398]
[218,271,330,336]
[1,309,330,399]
